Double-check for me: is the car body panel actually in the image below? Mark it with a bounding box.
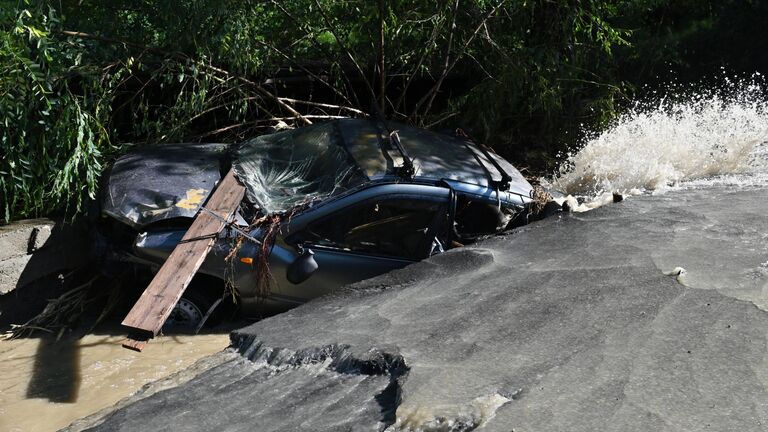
[232,118,533,214]
[267,238,413,304]
[102,143,229,229]
[338,118,482,182]
[279,183,451,236]
[266,184,451,305]
[442,179,531,207]
[103,119,536,314]
[132,227,260,296]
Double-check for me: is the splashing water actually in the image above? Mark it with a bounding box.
[547,78,768,199]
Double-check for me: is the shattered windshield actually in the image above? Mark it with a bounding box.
[233,123,365,213]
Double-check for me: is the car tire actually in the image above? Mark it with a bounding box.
[163,281,227,332]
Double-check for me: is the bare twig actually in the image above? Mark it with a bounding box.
[9,273,100,339]
[190,115,349,139]
[264,114,347,121]
[424,110,459,128]
[393,12,445,114]
[378,0,387,114]
[277,97,365,115]
[185,96,262,124]
[311,0,378,103]
[255,39,356,107]
[420,0,461,124]
[197,63,312,125]
[191,123,252,139]
[464,51,497,81]
[409,1,505,122]
[269,0,362,108]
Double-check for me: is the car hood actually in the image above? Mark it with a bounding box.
[102,143,229,229]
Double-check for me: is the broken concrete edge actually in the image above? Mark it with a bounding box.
[61,350,241,432]
[233,334,410,428]
[60,334,411,431]
[233,332,409,379]
[0,218,91,296]
[65,326,519,432]
[0,219,53,253]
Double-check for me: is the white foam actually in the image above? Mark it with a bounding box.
[546,78,768,199]
[388,393,510,432]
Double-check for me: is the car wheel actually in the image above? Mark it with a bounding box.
[163,287,219,332]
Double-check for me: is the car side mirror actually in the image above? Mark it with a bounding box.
[287,248,318,284]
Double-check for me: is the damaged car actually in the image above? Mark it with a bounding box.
[98,118,538,327]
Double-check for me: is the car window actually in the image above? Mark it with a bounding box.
[297,199,443,260]
[453,194,517,241]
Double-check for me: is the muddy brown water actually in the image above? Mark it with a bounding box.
[0,330,230,432]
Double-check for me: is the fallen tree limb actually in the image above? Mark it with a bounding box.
[55,29,313,126]
[7,271,100,340]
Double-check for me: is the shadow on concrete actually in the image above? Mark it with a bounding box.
[0,219,90,327]
[0,219,257,406]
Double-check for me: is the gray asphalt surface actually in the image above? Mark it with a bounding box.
[76,185,768,432]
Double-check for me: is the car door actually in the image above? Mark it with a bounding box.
[269,192,449,304]
[451,192,521,244]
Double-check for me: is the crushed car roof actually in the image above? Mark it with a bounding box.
[103,119,532,229]
[233,118,531,213]
[233,122,366,214]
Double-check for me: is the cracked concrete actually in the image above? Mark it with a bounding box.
[71,185,768,432]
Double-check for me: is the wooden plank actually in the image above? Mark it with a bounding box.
[122,334,149,352]
[121,169,246,341]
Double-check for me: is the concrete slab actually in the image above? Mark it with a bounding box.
[69,185,768,432]
[0,219,88,295]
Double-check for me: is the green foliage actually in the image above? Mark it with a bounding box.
[615,0,768,86]
[1,5,116,222]
[454,1,632,160]
[2,0,766,222]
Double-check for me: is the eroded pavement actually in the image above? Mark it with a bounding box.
[68,185,768,432]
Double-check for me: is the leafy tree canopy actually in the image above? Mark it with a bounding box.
[1,0,766,222]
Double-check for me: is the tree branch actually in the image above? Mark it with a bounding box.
[255,39,356,107]
[311,0,378,105]
[270,0,362,108]
[419,0,460,124]
[55,29,312,125]
[277,97,366,115]
[378,0,387,114]
[408,1,505,122]
[393,11,445,115]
